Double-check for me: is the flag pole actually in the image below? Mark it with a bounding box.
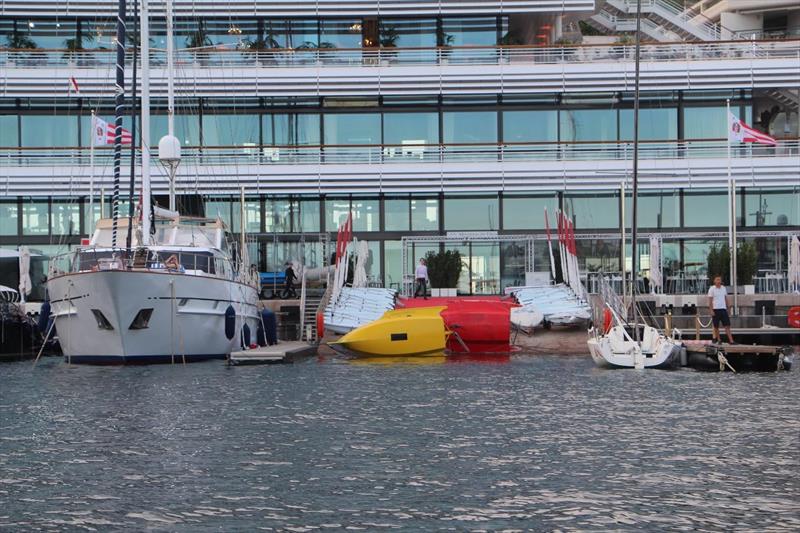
[726,98,737,315]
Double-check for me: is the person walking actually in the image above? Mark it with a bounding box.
[414,258,429,299]
[707,275,734,344]
[282,262,297,299]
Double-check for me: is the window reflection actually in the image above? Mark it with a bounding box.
[444,196,498,230]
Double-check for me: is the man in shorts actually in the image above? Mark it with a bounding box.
[707,275,734,344]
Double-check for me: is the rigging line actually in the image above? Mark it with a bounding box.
[110,0,128,248]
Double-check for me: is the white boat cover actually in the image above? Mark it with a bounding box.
[507,284,592,326]
[324,287,397,334]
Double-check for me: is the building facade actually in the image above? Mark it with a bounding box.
[0,0,798,295]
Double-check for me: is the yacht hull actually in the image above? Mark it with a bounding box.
[587,325,682,370]
[47,270,260,364]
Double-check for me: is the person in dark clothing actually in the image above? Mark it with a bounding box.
[282,262,298,299]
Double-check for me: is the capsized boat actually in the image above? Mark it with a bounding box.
[328,306,448,357]
[440,300,516,354]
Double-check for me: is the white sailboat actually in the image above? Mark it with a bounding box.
[586,0,682,370]
[45,0,260,364]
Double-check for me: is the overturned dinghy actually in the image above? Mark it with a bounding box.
[328,307,448,357]
[324,287,397,334]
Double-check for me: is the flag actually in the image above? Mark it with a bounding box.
[69,76,80,95]
[92,116,132,146]
[727,112,777,146]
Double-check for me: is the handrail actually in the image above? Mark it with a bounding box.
[2,38,798,68]
[2,139,798,167]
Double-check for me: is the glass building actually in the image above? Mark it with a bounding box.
[1,1,798,295]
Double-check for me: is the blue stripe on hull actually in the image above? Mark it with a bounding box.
[63,354,227,365]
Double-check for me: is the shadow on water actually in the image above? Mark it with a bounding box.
[1,354,798,531]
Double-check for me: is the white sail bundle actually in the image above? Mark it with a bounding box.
[324,287,397,334]
[508,284,591,327]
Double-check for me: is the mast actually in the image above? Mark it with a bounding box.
[140,0,151,241]
[125,0,139,253]
[630,0,642,341]
[110,0,127,248]
[158,0,182,213]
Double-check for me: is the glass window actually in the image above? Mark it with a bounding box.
[502,110,558,143]
[503,194,558,230]
[83,197,107,236]
[323,113,381,146]
[0,115,18,146]
[0,202,19,235]
[624,191,680,230]
[441,17,498,46]
[26,20,75,49]
[383,112,438,146]
[443,111,497,144]
[352,198,379,231]
[296,198,320,232]
[264,198,291,233]
[202,114,259,147]
[231,199,261,233]
[565,192,619,229]
[683,105,727,139]
[560,109,617,142]
[383,240,402,289]
[51,202,80,235]
[411,197,439,231]
[285,20,319,50]
[384,198,410,231]
[744,188,799,227]
[269,114,321,146]
[444,196,499,230]
[325,198,351,231]
[21,198,49,235]
[320,19,362,49]
[21,115,78,147]
[501,241,527,290]
[205,197,232,227]
[151,114,200,146]
[620,108,678,140]
[470,243,500,295]
[683,190,738,228]
[381,18,436,48]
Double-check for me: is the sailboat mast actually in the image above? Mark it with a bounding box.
[110,0,127,248]
[140,0,152,241]
[125,0,139,253]
[166,0,176,211]
[630,0,642,340]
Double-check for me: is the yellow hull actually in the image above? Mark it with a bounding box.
[329,307,448,357]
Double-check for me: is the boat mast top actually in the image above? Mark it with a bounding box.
[140,0,152,242]
[158,0,181,213]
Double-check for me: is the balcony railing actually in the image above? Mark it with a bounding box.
[2,139,797,167]
[2,39,798,69]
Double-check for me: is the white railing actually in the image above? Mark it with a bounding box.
[609,0,721,40]
[2,39,798,69]
[2,140,798,168]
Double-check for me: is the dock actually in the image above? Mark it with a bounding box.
[683,341,793,372]
[228,342,318,365]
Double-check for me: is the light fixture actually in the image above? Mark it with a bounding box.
[349,23,362,33]
[28,21,35,29]
[228,24,242,35]
[56,22,61,28]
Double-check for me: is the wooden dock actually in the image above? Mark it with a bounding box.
[683,341,793,372]
[228,341,318,365]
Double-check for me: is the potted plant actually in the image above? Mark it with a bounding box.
[436,28,454,64]
[424,249,463,297]
[186,21,213,65]
[378,24,399,65]
[6,28,38,66]
[737,241,758,294]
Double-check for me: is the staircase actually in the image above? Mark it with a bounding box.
[766,88,800,109]
[589,0,722,42]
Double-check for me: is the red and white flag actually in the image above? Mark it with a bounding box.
[68,76,80,95]
[728,112,777,146]
[92,116,132,146]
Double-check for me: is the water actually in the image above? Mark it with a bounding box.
[1,355,798,531]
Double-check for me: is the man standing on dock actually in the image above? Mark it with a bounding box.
[414,258,429,299]
[708,275,735,344]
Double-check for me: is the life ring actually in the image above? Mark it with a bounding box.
[603,308,613,334]
[316,312,325,339]
[788,306,800,329]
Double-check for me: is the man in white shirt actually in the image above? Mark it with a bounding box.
[707,275,734,344]
[414,259,429,299]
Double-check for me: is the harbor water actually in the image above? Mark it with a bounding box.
[1,355,798,531]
